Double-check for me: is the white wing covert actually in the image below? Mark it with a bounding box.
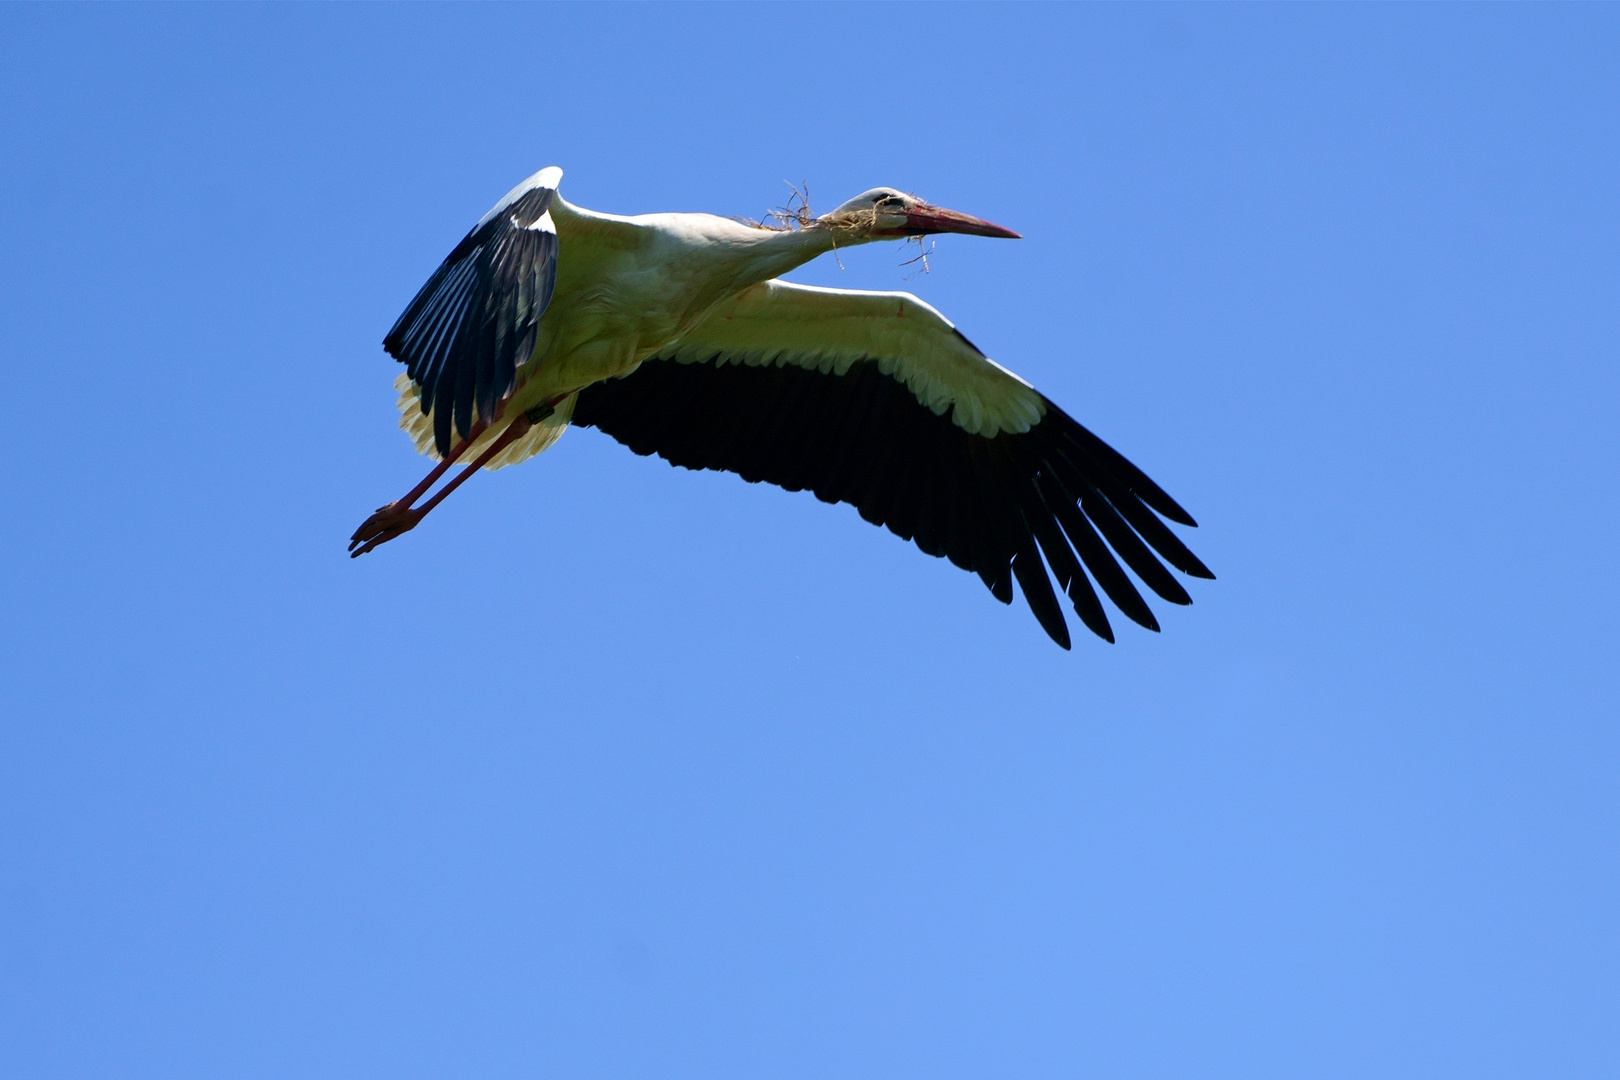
[661,281,1045,437]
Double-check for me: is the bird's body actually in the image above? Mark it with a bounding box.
[354,167,1213,647]
[441,199,838,462]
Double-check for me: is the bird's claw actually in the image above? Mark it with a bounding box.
[348,501,425,558]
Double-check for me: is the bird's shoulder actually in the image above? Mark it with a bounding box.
[547,196,655,252]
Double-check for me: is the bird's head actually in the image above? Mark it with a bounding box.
[818,188,1021,240]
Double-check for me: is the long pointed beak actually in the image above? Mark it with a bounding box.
[903,203,1021,239]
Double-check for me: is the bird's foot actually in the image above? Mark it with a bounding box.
[348,501,426,558]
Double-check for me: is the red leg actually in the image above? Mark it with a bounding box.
[348,420,485,556]
[395,420,485,508]
[348,412,541,558]
[348,394,569,559]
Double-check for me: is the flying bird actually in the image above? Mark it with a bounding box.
[351,167,1212,647]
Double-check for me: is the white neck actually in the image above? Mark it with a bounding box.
[550,198,884,324]
[727,222,850,285]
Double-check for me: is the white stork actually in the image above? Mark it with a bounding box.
[350,166,1212,647]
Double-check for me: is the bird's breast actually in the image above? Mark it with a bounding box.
[520,223,770,399]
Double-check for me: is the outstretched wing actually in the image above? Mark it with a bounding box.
[383,166,563,456]
[571,280,1212,647]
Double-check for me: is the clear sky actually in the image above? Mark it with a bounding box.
[1,5,1616,1078]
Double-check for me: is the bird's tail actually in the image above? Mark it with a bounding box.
[393,373,575,470]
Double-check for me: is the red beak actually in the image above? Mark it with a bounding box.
[902,203,1022,239]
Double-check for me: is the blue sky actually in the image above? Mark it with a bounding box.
[1,5,1616,1078]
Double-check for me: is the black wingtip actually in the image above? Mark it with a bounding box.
[1011,544,1072,650]
[1066,586,1115,644]
[1042,406,1201,529]
[1039,617,1073,650]
[1157,578,1195,607]
[1162,504,1198,529]
[979,564,1014,605]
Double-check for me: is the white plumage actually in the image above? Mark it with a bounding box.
[662,281,1046,438]
[353,168,1212,648]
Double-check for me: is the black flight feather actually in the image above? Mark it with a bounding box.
[383,184,560,456]
[572,355,1204,646]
